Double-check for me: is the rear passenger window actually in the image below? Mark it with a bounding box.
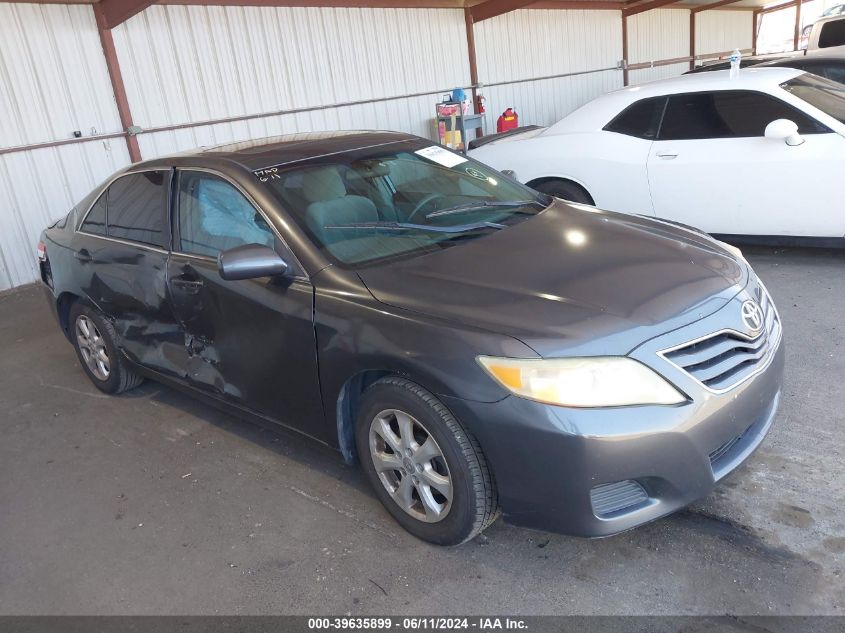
[819,21,845,48]
[604,97,666,139]
[106,172,169,248]
[81,193,107,235]
[177,171,275,257]
[658,90,825,140]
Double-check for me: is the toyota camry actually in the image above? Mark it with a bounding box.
[38,131,784,545]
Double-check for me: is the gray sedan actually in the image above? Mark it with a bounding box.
[39,131,783,544]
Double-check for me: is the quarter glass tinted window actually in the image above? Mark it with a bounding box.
[177,172,275,257]
[81,192,107,235]
[659,90,825,140]
[106,171,168,248]
[604,97,666,139]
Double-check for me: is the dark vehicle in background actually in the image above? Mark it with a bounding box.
[755,55,845,84]
[39,132,783,545]
[688,52,845,85]
[686,55,791,74]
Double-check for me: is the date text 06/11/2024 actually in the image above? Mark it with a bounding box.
[307,617,529,630]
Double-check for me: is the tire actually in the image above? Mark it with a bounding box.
[533,179,594,205]
[355,376,498,545]
[69,302,144,394]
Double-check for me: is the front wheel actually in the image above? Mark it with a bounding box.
[355,377,499,545]
[533,179,594,205]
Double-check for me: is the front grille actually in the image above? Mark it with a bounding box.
[661,289,781,392]
[590,480,649,518]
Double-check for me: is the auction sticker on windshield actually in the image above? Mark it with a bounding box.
[415,145,468,168]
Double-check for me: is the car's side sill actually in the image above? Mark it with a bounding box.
[124,354,335,452]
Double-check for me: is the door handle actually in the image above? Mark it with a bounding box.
[74,249,92,262]
[656,151,678,160]
[171,278,204,294]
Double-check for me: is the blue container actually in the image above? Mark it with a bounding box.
[451,87,466,104]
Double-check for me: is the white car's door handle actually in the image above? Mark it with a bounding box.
[656,151,678,160]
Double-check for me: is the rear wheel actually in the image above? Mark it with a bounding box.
[356,377,498,545]
[69,303,143,394]
[533,179,594,205]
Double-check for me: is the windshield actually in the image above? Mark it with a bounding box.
[781,74,845,124]
[255,140,548,267]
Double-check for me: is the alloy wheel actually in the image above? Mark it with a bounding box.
[368,409,453,523]
[75,315,110,381]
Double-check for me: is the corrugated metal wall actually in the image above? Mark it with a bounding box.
[696,10,753,61]
[111,5,470,158]
[627,8,690,85]
[0,2,758,290]
[473,9,623,129]
[0,2,130,290]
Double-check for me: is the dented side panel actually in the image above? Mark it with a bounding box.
[73,233,187,378]
[167,253,324,439]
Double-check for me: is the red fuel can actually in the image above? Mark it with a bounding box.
[496,108,518,133]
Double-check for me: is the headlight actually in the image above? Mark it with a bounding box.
[477,356,686,408]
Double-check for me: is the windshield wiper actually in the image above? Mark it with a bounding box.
[425,198,544,220]
[324,221,505,233]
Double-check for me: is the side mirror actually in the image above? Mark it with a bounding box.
[764,119,804,146]
[218,243,288,281]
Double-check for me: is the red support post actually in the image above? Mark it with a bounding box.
[94,4,142,163]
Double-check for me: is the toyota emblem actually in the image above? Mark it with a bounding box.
[741,300,764,332]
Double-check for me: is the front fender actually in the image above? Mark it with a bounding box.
[312,267,535,449]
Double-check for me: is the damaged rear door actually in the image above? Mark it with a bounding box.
[75,169,186,377]
[166,169,324,438]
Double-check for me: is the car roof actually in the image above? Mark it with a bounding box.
[132,130,419,172]
[545,67,806,135]
[605,66,802,99]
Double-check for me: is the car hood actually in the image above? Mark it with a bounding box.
[356,200,747,357]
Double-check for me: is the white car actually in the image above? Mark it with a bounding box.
[469,68,845,240]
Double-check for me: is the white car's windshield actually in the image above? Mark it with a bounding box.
[782,74,845,124]
[256,141,549,267]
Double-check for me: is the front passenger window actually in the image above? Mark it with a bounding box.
[177,171,275,257]
[659,90,825,140]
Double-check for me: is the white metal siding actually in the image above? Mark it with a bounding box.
[696,10,753,59]
[112,5,470,156]
[627,8,690,85]
[628,62,690,85]
[0,2,759,291]
[474,9,624,128]
[0,3,129,290]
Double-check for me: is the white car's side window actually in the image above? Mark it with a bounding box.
[658,91,826,140]
[604,97,666,140]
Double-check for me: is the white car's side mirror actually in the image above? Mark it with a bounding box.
[764,119,804,146]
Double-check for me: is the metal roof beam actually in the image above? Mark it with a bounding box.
[758,0,798,15]
[470,0,536,22]
[96,0,157,28]
[690,0,743,14]
[622,0,677,17]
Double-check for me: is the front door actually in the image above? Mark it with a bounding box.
[167,169,324,439]
[647,89,845,237]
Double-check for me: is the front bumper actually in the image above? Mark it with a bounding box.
[442,286,785,537]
